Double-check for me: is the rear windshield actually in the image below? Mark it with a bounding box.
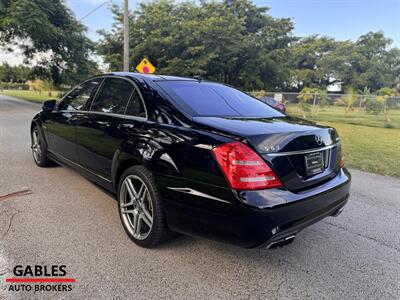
[157,81,284,118]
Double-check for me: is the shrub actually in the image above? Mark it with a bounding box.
[334,97,345,106]
[365,98,383,114]
[337,88,357,113]
[249,90,266,98]
[297,87,326,117]
[0,82,29,90]
[377,87,395,122]
[302,103,311,112]
[383,123,395,129]
[28,79,45,93]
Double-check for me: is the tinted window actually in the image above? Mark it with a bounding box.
[60,79,101,111]
[91,78,134,114]
[158,81,284,117]
[125,87,146,118]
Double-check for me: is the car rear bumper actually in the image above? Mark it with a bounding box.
[259,194,348,248]
[163,168,351,248]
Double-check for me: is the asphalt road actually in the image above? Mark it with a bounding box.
[0,95,399,299]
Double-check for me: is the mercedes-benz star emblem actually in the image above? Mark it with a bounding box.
[315,135,323,145]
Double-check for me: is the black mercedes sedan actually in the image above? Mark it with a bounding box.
[30,72,350,249]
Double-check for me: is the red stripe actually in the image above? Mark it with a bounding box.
[6,278,76,283]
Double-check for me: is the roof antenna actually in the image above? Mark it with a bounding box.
[194,75,202,82]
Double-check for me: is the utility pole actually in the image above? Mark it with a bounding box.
[123,0,129,71]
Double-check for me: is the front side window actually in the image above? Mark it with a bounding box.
[91,78,134,114]
[157,81,284,118]
[59,79,101,111]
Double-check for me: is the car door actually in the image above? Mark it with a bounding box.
[43,78,102,163]
[75,76,147,180]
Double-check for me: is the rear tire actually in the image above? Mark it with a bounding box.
[31,126,52,167]
[117,165,169,248]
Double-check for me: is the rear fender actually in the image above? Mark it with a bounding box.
[111,137,180,192]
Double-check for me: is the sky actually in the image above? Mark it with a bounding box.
[66,0,400,45]
[2,0,400,65]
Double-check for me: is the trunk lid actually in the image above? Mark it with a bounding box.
[193,116,341,192]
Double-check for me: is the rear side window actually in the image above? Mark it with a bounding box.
[91,78,134,114]
[157,81,284,118]
[60,79,101,111]
[125,88,146,118]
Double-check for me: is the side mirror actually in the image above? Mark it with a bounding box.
[42,99,57,112]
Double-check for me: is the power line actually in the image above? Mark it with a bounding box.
[79,1,110,21]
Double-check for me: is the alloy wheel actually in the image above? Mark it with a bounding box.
[119,175,153,240]
[32,130,42,163]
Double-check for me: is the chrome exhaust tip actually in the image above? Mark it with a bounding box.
[267,235,296,249]
[331,207,345,217]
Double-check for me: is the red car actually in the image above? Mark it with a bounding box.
[259,96,286,112]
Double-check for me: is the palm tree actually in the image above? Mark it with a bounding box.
[335,87,356,114]
[297,87,319,118]
[358,87,372,110]
[377,87,395,122]
[313,90,328,116]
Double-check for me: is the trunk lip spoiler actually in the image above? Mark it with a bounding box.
[264,143,339,157]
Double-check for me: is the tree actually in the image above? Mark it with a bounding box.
[289,31,400,92]
[335,87,357,114]
[28,79,44,93]
[290,35,340,90]
[333,32,400,92]
[297,87,321,118]
[316,90,328,115]
[376,87,395,122]
[0,63,31,82]
[0,62,14,82]
[358,87,371,109]
[345,32,399,91]
[97,0,294,91]
[365,96,382,115]
[0,0,97,85]
[95,1,400,93]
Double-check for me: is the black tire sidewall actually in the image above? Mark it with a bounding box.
[31,126,49,167]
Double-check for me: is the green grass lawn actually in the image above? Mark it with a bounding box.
[285,104,400,177]
[325,122,400,177]
[286,103,400,129]
[0,90,61,103]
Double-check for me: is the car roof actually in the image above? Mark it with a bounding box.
[105,72,196,82]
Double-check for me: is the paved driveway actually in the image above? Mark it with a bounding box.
[1,95,399,299]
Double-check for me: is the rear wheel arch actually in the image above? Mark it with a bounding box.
[30,121,37,133]
[112,138,169,191]
[31,121,49,149]
[113,157,142,192]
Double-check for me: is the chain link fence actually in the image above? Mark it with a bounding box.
[264,92,400,109]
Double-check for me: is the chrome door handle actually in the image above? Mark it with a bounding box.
[118,123,135,130]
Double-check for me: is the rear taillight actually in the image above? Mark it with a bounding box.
[212,141,282,190]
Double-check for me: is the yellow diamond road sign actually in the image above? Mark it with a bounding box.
[136,58,156,74]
